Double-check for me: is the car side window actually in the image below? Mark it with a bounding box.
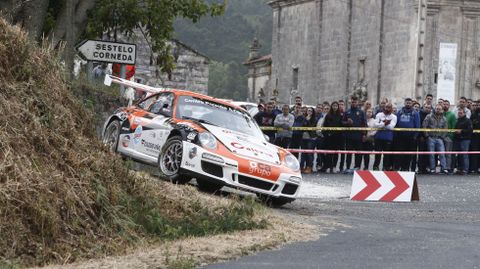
[148,93,174,116]
[137,94,158,110]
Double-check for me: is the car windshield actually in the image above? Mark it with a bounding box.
[176,96,265,139]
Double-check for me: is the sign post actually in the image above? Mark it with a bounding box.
[76,39,137,101]
[75,40,137,65]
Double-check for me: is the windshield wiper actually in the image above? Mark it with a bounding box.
[181,116,218,127]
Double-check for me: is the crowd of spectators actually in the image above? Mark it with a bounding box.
[253,94,478,175]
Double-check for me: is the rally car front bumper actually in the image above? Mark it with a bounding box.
[180,141,301,199]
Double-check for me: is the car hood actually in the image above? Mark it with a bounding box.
[202,124,281,164]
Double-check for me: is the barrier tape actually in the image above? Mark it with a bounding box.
[260,126,480,133]
[287,149,480,155]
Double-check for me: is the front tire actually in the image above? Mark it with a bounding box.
[257,194,295,207]
[103,120,121,152]
[158,135,191,184]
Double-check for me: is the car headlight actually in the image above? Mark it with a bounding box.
[284,153,300,171]
[198,132,217,150]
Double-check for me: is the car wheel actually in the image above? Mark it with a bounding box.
[159,135,191,184]
[196,178,223,193]
[257,194,294,208]
[103,120,121,152]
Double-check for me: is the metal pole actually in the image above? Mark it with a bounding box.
[87,62,93,82]
[120,64,126,97]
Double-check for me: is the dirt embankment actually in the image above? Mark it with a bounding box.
[0,18,328,269]
[0,18,271,268]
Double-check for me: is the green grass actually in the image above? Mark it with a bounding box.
[125,193,268,240]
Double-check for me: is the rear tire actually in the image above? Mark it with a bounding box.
[103,120,121,152]
[196,178,223,193]
[158,135,191,184]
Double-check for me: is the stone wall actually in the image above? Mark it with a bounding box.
[122,31,209,95]
[268,0,480,106]
[271,0,322,105]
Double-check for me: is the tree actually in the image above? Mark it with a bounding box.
[0,0,225,76]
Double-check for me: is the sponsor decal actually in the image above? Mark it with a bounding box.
[248,161,272,177]
[122,135,131,148]
[187,132,197,141]
[133,126,142,144]
[189,147,197,159]
[150,132,156,139]
[184,161,196,168]
[141,139,161,151]
[122,127,129,131]
[231,142,274,158]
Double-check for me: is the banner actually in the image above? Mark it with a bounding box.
[437,43,457,104]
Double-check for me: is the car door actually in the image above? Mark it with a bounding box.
[132,92,175,160]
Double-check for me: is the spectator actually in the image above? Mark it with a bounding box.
[254,102,276,142]
[417,104,432,173]
[362,108,376,170]
[374,98,388,115]
[300,107,317,174]
[290,105,305,159]
[395,98,421,171]
[453,109,473,175]
[373,103,397,171]
[410,100,422,171]
[274,104,295,148]
[342,96,367,173]
[322,102,343,173]
[443,100,457,173]
[453,96,471,118]
[470,101,480,173]
[291,96,303,112]
[467,98,473,111]
[315,103,324,120]
[315,104,330,172]
[423,104,448,174]
[270,98,282,116]
[423,93,434,108]
[413,101,421,111]
[257,103,265,113]
[337,100,347,172]
[438,99,444,107]
[363,101,372,114]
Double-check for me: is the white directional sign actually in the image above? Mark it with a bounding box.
[76,40,136,65]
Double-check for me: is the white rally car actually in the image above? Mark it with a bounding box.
[102,76,302,206]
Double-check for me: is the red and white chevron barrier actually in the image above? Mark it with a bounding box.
[350,171,419,202]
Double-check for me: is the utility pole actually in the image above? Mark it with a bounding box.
[413,0,427,101]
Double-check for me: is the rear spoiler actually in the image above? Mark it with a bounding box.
[104,74,168,94]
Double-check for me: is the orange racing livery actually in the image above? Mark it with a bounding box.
[102,76,302,206]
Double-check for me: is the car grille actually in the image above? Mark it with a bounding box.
[281,183,298,195]
[237,175,274,191]
[201,161,223,178]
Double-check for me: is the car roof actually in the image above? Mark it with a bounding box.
[163,90,247,112]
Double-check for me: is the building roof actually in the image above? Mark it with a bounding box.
[171,39,210,61]
[243,54,272,65]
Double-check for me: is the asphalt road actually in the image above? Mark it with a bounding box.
[204,173,480,269]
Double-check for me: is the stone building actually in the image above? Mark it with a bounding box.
[244,38,273,102]
[124,31,210,95]
[268,0,480,106]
